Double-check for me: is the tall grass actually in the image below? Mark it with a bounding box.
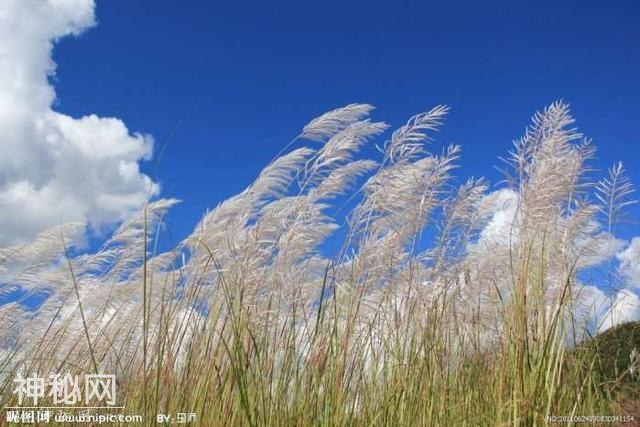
[0,102,637,425]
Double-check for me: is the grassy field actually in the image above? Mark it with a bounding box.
[1,102,638,425]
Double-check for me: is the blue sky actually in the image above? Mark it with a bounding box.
[0,0,639,326]
[44,0,640,245]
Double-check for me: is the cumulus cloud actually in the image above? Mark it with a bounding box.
[598,290,640,332]
[571,284,609,341]
[467,188,640,333]
[0,0,157,246]
[618,237,640,289]
[590,237,640,331]
[468,188,518,251]
[578,238,640,333]
[576,232,626,269]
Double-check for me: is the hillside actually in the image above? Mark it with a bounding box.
[591,321,640,393]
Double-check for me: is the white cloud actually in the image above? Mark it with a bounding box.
[618,237,640,289]
[466,188,640,334]
[573,237,640,333]
[575,231,626,269]
[570,284,609,342]
[571,285,640,335]
[598,290,640,332]
[591,237,640,331]
[0,0,157,245]
[468,188,519,251]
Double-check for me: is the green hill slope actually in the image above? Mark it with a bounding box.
[585,321,640,401]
